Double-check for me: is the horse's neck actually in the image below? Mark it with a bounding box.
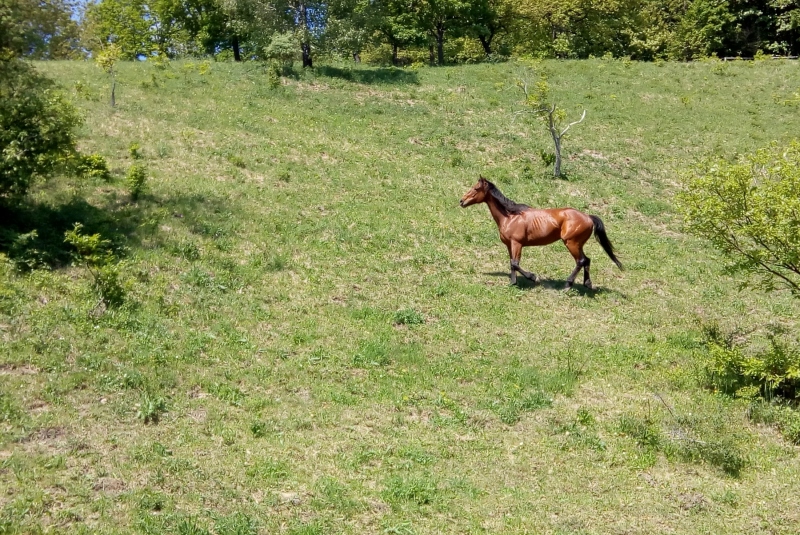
[485,197,508,229]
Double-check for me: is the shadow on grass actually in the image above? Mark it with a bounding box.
[315,65,419,85]
[482,271,627,299]
[0,191,230,270]
[0,198,135,269]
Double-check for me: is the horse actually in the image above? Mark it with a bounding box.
[459,175,623,289]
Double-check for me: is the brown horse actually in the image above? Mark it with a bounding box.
[460,176,623,289]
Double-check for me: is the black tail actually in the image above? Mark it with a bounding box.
[589,215,623,270]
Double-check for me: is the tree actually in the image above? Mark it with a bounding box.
[0,0,81,58]
[677,141,800,295]
[669,0,736,59]
[465,0,515,56]
[222,0,327,66]
[517,67,585,178]
[413,0,469,65]
[82,0,155,59]
[1,0,80,199]
[372,0,425,64]
[0,54,80,199]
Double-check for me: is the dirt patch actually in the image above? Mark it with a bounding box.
[22,427,66,442]
[0,363,38,376]
[93,477,127,493]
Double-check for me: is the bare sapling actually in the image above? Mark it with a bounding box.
[517,71,586,178]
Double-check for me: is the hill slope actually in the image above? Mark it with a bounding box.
[1,58,800,534]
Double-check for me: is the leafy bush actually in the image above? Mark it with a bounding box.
[748,401,800,444]
[618,411,747,476]
[64,223,127,308]
[0,54,80,198]
[393,308,424,326]
[701,324,800,401]
[76,153,111,181]
[264,32,297,66]
[678,141,800,295]
[701,324,800,444]
[136,392,167,424]
[126,163,148,200]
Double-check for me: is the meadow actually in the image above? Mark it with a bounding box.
[1,57,800,534]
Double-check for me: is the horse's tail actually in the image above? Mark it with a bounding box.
[589,215,623,270]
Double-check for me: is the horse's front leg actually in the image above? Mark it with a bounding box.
[505,242,517,285]
[509,241,536,285]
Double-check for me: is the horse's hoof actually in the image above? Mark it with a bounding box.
[584,281,593,290]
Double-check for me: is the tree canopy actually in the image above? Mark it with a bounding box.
[3,0,799,64]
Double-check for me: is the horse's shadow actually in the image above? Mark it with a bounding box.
[482,272,627,299]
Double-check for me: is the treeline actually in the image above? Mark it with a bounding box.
[5,0,800,65]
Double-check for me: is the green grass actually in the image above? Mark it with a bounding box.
[1,57,800,533]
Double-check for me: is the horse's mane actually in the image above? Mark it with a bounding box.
[486,180,530,215]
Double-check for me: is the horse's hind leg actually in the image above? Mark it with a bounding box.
[509,241,536,285]
[582,256,592,290]
[564,239,590,290]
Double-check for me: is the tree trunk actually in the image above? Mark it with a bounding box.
[353,52,360,63]
[479,34,492,56]
[392,43,398,65]
[232,36,241,61]
[110,78,116,107]
[436,28,445,65]
[552,131,562,177]
[299,0,312,68]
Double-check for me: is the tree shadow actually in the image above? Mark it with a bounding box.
[0,191,231,270]
[315,65,419,85]
[0,198,138,269]
[482,271,627,299]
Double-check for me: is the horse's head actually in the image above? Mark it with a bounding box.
[460,175,490,207]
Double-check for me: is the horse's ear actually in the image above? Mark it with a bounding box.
[479,175,486,183]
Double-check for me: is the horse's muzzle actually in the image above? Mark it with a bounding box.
[459,199,465,207]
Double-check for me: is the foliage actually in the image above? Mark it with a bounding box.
[82,0,154,59]
[393,308,425,325]
[517,64,585,177]
[0,55,80,199]
[669,0,736,60]
[64,223,127,308]
[701,323,800,401]
[76,153,111,181]
[701,323,800,444]
[264,32,297,65]
[126,163,148,200]
[0,0,81,58]
[748,400,800,444]
[136,391,167,424]
[677,141,800,295]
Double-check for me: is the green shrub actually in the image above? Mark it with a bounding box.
[76,153,111,181]
[129,142,142,159]
[393,308,424,326]
[678,141,800,295]
[264,32,297,66]
[748,401,800,444]
[126,163,148,200]
[1,54,80,198]
[64,223,127,308]
[136,392,167,424]
[701,324,800,401]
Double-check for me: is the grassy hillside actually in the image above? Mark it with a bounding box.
[1,58,800,534]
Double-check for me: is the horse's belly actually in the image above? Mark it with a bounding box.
[523,228,561,246]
